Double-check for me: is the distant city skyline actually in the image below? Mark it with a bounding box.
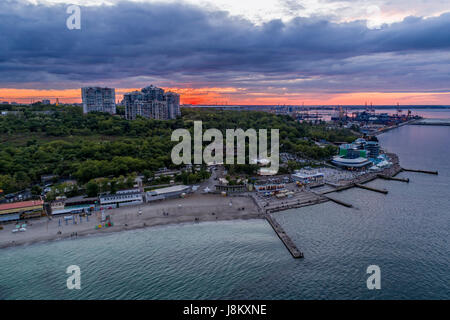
[1,0,449,105]
[1,88,449,106]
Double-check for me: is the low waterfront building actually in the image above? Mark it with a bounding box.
[331,155,372,169]
[291,172,324,184]
[334,137,382,169]
[370,154,392,169]
[0,200,44,222]
[215,184,246,193]
[50,198,65,213]
[99,189,143,208]
[253,180,285,193]
[50,196,98,215]
[145,185,191,202]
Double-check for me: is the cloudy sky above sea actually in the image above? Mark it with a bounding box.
[0,0,449,104]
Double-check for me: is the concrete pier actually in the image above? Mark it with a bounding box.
[322,183,354,194]
[355,183,388,194]
[266,215,303,258]
[402,168,438,175]
[377,174,409,183]
[411,119,450,126]
[266,198,328,214]
[323,195,353,208]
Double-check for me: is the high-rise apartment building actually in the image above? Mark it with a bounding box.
[124,85,180,120]
[81,87,116,114]
[166,91,181,119]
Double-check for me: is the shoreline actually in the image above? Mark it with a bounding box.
[0,194,262,250]
[0,150,404,251]
[0,214,264,251]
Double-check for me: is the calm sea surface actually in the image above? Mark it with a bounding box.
[0,114,449,300]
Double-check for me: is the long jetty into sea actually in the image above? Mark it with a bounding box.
[355,183,388,194]
[322,195,353,208]
[377,174,409,183]
[402,168,438,175]
[411,119,450,126]
[266,215,303,258]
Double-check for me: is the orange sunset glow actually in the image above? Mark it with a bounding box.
[1,88,449,106]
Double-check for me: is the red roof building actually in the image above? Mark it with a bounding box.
[0,200,44,222]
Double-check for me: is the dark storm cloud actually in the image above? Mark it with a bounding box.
[0,0,449,92]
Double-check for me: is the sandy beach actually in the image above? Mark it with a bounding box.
[0,194,262,249]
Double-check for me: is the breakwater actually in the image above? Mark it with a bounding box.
[266,214,303,258]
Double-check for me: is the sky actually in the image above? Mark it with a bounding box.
[0,0,449,105]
